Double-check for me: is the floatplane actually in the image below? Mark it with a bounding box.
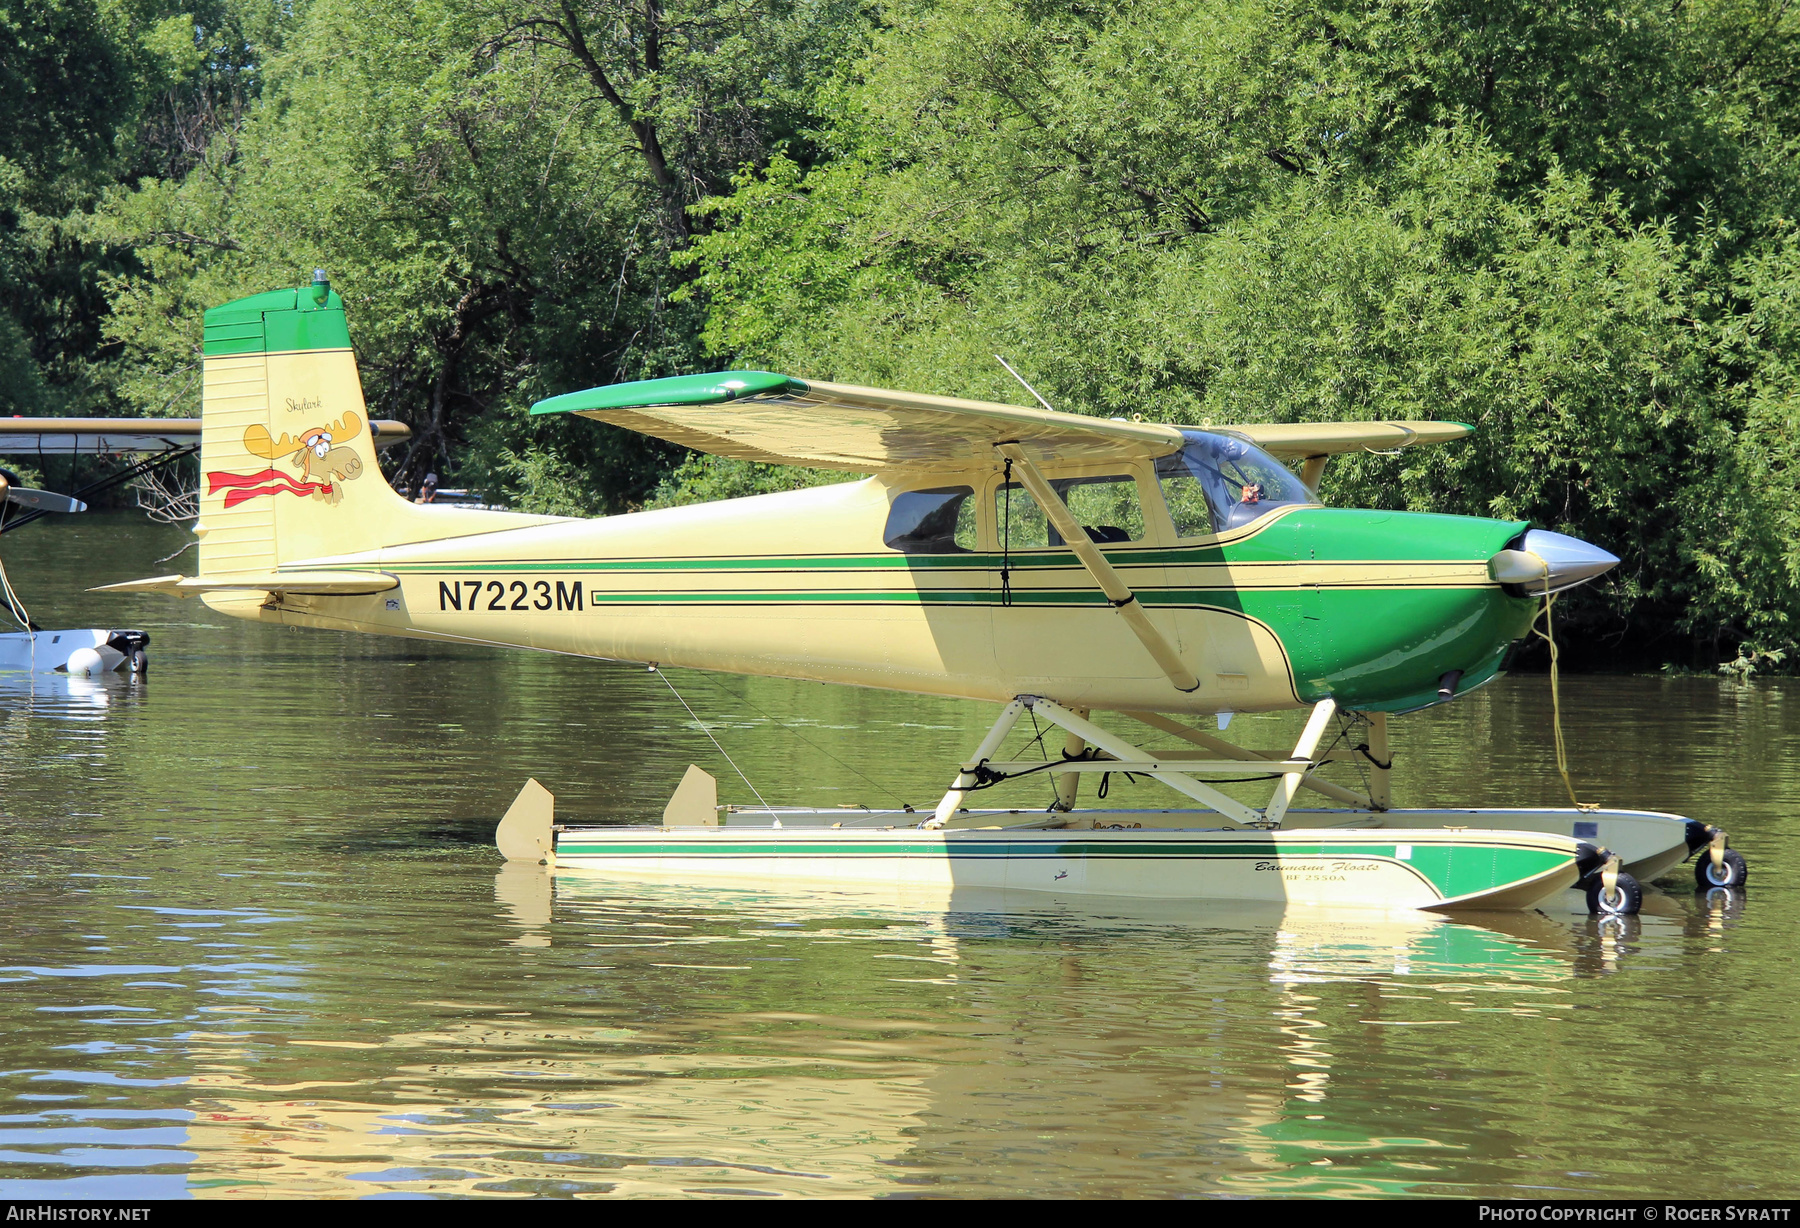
[77,276,1742,911]
[0,406,410,675]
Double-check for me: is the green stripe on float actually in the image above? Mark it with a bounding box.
[552,838,1569,899]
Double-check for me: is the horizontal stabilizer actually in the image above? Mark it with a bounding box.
[92,571,398,597]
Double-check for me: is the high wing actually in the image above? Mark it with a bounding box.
[0,417,412,454]
[1229,420,1473,462]
[532,371,1470,470]
[0,418,203,455]
[533,372,1183,470]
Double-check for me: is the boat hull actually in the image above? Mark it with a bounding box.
[0,629,128,674]
[552,826,1588,912]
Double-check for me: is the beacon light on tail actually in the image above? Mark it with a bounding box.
[71,280,1735,913]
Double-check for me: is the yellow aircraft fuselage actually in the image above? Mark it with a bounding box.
[215,472,1530,715]
[114,285,1594,717]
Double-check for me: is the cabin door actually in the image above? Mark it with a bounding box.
[988,471,1172,696]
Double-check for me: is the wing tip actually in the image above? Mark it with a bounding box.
[530,370,806,417]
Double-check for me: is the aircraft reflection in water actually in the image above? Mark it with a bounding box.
[488,877,1686,1195]
[0,851,1742,1199]
[0,672,138,809]
[164,877,1607,1198]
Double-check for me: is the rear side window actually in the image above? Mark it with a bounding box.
[996,475,1145,548]
[885,487,978,553]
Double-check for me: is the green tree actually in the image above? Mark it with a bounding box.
[682,0,1800,665]
[97,0,870,510]
[0,0,299,416]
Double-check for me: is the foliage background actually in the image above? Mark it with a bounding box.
[4,0,1797,666]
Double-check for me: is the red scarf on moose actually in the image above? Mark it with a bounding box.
[207,468,332,508]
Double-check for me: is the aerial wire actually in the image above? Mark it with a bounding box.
[648,665,779,816]
[992,356,1056,609]
[994,355,1058,413]
[1000,457,1013,606]
[0,502,36,635]
[686,670,911,809]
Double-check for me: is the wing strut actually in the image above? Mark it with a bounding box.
[994,442,1200,693]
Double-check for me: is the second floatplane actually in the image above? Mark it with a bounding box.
[103,279,1740,913]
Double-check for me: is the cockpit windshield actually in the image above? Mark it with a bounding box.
[1154,430,1317,536]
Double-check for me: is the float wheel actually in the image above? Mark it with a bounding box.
[129,649,148,675]
[1585,872,1642,915]
[1695,849,1748,891]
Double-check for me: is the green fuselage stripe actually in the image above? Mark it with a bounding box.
[366,552,1477,574]
[300,508,1537,711]
[331,558,1535,710]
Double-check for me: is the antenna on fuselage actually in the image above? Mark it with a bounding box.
[994,356,1058,414]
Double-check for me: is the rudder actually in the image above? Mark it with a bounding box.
[196,274,554,577]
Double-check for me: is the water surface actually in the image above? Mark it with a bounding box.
[0,515,1793,1198]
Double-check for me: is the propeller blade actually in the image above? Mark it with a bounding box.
[5,487,87,513]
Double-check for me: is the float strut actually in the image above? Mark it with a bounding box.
[1052,711,1086,812]
[929,697,1265,828]
[1365,711,1391,812]
[1264,698,1338,828]
[1121,710,1374,809]
[929,699,1027,827]
[1023,698,1263,825]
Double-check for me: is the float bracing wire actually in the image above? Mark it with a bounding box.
[650,665,778,816]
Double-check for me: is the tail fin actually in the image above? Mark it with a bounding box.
[195,277,552,578]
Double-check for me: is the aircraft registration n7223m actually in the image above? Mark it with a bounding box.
[91,277,1721,913]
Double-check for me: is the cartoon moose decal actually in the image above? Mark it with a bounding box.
[208,412,367,508]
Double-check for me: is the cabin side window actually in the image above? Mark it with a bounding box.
[884,486,978,553]
[995,475,1145,547]
[1155,431,1316,536]
[1156,467,1216,538]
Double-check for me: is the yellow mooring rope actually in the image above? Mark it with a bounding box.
[1529,592,1600,812]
